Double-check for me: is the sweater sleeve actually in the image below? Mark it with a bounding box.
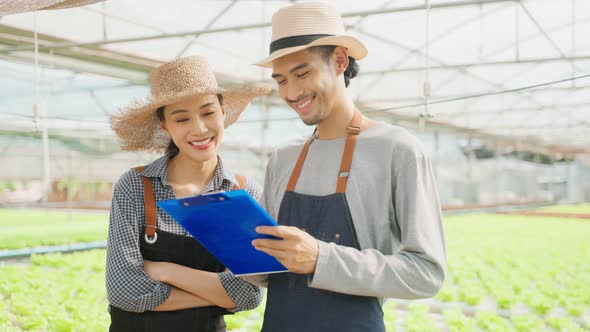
[308,153,447,299]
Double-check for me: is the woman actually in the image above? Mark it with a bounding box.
[106,56,270,331]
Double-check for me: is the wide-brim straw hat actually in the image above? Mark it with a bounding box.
[111,56,271,152]
[0,0,104,16]
[255,2,368,68]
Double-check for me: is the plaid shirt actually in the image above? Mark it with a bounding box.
[106,153,263,313]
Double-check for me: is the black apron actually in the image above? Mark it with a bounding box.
[109,168,246,332]
[262,111,386,332]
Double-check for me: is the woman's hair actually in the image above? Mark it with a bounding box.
[157,94,224,156]
[309,45,359,88]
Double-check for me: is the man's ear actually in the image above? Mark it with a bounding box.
[332,46,350,76]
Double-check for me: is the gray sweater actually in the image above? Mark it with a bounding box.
[249,122,446,300]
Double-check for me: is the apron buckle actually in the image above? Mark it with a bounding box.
[144,231,158,244]
[347,126,360,135]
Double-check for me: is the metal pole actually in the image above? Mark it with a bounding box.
[33,12,51,205]
[260,1,269,173]
[495,141,501,204]
[571,0,576,88]
[67,150,73,222]
[102,1,107,41]
[515,2,519,61]
[41,103,51,205]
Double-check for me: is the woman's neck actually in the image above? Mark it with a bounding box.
[166,153,218,195]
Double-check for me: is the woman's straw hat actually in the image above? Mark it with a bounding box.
[256,2,368,68]
[111,56,271,152]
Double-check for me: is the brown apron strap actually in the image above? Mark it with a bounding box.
[286,110,362,194]
[286,135,315,192]
[233,174,246,190]
[134,166,157,239]
[336,110,362,193]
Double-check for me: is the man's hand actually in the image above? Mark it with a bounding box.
[252,226,319,274]
[144,260,174,283]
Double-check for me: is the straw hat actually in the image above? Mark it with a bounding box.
[0,0,104,16]
[255,2,368,68]
[111,56,271,152]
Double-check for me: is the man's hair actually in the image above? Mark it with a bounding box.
[156,94,223,156]
[309,46,359,88]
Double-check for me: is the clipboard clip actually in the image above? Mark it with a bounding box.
[198,190,227,196]
[181,190,230,207]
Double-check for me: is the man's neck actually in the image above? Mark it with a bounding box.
[315,97,356,140]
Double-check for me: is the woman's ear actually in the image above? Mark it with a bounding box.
[160,121,168,135]
[332,46,349,76]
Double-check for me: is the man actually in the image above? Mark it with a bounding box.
[249,3,446,331]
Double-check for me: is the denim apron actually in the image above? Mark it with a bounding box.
[262,111,385,332]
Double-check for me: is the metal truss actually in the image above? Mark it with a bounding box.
[361,56,590,74]
[0,0,515,52]
[0,0,589,154]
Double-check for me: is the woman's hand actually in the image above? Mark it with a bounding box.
[144,260,174,283]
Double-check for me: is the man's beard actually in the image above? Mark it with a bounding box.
[301,105,325,126]
[302,112,322,126]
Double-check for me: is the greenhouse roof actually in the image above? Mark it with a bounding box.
[1,0,589,155]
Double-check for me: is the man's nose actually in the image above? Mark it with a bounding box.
[286,82,305,103]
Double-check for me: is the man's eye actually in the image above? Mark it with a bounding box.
[297,71,310,78]
[277,80,286,85]
[204,111,215,116]
[176,118,189,123]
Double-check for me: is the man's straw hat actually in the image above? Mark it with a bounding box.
[256,2,368,68]
[111,56,271,152]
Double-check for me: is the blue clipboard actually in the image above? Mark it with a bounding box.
[157,189,288,276]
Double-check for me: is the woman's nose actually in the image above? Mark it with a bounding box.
[191,117,208,134]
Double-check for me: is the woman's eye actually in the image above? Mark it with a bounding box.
[297,71,310,78]
[176,118,189,123]
[204,111,216,116]
[277,80,286,85]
